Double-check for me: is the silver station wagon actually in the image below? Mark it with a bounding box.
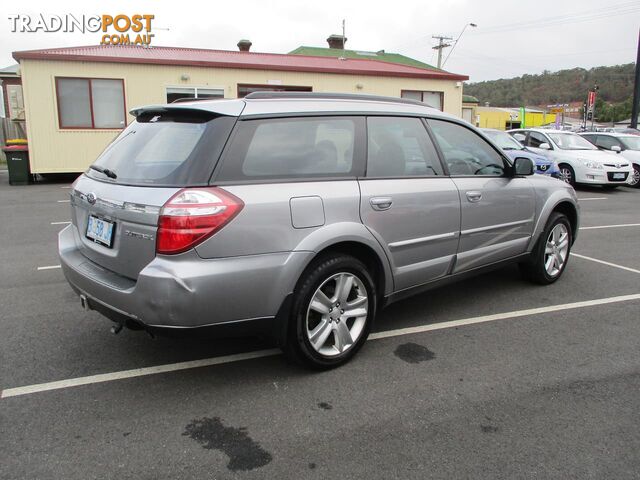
[59,92,579,369]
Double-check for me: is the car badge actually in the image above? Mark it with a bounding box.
[86,192,97,205]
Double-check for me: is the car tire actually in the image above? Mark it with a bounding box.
[285,254,376,370]
[558,164,576,187]
[519,212,572,285]
[629,164,640,188]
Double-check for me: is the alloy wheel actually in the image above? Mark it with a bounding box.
[630,167,640,187]
[544,224,569,277]
[305,272,369,357]
[559,167,572,185]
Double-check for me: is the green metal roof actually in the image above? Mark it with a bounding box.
[289,46,441,71]
[463,94,479,103]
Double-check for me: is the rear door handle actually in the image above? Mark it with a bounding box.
[466,191,482,203]
[370,197,393,211]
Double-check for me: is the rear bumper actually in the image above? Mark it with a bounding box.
[59,225,312,330]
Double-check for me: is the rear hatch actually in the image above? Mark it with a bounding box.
[69,107,237,280]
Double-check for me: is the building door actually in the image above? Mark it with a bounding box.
[462,107,473,124]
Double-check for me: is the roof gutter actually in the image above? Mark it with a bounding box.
[12,51,469,81]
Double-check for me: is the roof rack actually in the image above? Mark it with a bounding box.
[243,91,430,107]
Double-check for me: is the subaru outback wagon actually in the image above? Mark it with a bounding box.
[59,92,579,369]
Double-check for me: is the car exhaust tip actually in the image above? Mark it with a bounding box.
[79,294,90,311]
[110,322,124,335]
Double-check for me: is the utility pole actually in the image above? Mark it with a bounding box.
[432,35,453,69]
[631,28,640,129]
[591,101,596,131]
[342,19,346,51]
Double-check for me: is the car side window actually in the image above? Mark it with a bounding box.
[428,119,506,176]
[366,116,443,177]
[510,131,528,146]
[528,132,549,148]
[595,135,620,150]
[217,116,358,180]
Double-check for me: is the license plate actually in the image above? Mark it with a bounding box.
[86,215,115,247]
[613,173,625,180]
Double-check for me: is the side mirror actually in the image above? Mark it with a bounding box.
[539,142,552,150]
[513,157,535,176]
[611,145,622,153]
[513,133,526,142]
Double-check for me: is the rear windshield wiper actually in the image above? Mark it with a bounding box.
[89,164,117,179]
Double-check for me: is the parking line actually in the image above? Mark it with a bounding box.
[570,253,640,274]
[60,186,72,189]
[580,223,640,231]
[1,349,281,399]
[578,197,607,201]
[36,265,61,271]
[57,200,70,203]
[51,221,71,225]
[2,292,640,399]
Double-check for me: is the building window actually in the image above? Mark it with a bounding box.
[237,84,312,98]
[166,87,224,103]
[401,90,444,111]
[56,77,126,129]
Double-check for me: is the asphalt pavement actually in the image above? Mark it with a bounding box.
[1,172,639,479]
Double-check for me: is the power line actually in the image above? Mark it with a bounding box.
[469,4,640,35]
[475,1,639,32]
[392,1,639,52]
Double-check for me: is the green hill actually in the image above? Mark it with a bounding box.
[464,63,636,107]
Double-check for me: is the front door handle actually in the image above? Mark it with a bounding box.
[370,197,393,211]
[466,191,482,203]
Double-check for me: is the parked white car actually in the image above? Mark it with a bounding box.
[579,132,640,188]
[508,128,634,188]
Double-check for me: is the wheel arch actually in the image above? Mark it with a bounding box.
[528,194,580,250]
[552,201,579,243]
[307,241,388,303]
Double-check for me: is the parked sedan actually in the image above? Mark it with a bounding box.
[508,128,633,188]
[482,128,560,177]
[580,132,640,188]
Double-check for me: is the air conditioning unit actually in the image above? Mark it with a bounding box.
[7,84,25,121]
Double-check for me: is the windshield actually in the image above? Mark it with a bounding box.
[548,133,597,150]
[620,136,640,150]
[86,111,235,186]
[483,130,524,150]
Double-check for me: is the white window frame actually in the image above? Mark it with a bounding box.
[165,85,225,102]
[401,90,444,111]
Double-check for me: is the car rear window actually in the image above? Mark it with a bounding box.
[216,116,361,181]
[86,110,236,186]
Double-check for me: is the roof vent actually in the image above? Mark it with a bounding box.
[237,39,252,52]
[327,34,347,49]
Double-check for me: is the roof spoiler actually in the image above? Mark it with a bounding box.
[129,100,245,118]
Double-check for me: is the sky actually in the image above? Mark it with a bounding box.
[1,0,638,83]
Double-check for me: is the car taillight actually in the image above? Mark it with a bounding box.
[156,187,243,255]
